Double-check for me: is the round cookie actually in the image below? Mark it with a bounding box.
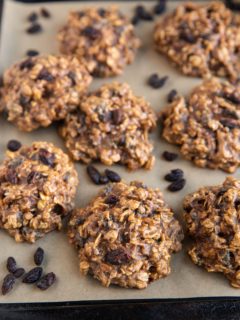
[3,54,92,132]
[183,177,240,288]
[0,141,78,243]
[162,78,240,173]
[59,82,156,170]
[68,181,183,289]
[57,7,140,77]
[154,2,240,81]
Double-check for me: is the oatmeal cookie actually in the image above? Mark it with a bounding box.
[183,177,240,288]
[162,78,240,173]
[154,2,240,81]
[68,181,183,289]
[3,54,92,132]
[59,82,156,170]
[57,7,140,77]
[0,141,78,243]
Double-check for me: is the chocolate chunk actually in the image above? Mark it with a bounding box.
[165,169,184,181]
[162,151,178,162]
[6,257,17,273]
[2,274,16,295]
[27,12,38,23]
[67,71,76,86]
[105,169,121,182]
[82,26,101,40]
[87,165,101,184]
[105,248,131,265]
[7,140,22,152]
[37,69,54,81]
[37,272,56,290]
[105,194,119,205]
[19,58,34,70]
[26,23,43,34]
[26,49,39,57]
[39,149,55,167]
[22,267,43,284]
[148,74,168,89]
[34,247,44,266]
[168,178,186,192]
[13,268,25,279]
[167,89,178,103]
[40,8,51,18]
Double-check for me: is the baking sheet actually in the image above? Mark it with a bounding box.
[0,0,239,303]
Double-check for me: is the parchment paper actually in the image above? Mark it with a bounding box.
[0,0,239,303]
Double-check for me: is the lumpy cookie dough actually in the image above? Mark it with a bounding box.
[162,78,240,173]
[0,141,78,243]
[154,2,240,81]
[60,82,157,170]
[3,54,92,132]
[57,7,140,77]
[68,181,183,289]
[183,177,240,288]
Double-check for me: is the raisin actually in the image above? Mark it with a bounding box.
[2,274,15,295]
[37,69,54,81]
[26,23,43,34]
[27,171,44,184]
[6,257,17,273]
[105,194,119,205]
[167,89,178,103]
[22,267,43,284]
[105,248,131,265]
[168,178,186,192]
[19,95,30,108]
[13,268,25,279]
[225,0,240,11]
[220,119,239,129]
[34,247,44,266]
[87,165,101,184]
[154,1,166,15]
[165,169,184,182]
[131,15,140,25]
[7,140,22,152]
[39,149,55,167]
[40,8,51,18]
[6,170,18,184]
[111,109,123,125]
[99,175,109,185]
[222,92,240,104]
[98,8,106,17]
[53,204,64,215]
[27,12,38,23]
[105,169,121,182]
[162,151,178,162]
[148,74,168,89]
[135,5,153,21]
[20,58,34,70]
[179,31,196,44]
[37,272,56,290]
[42,88,53,99]
[67,71,76,86]
[82,26,101,40]
[26,49,39,57]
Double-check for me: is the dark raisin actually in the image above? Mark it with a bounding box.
[39,149,55,167]
[22,267,43,284]
[167,89,178,103]
[13,268,25,279]
[26,49,39,57]
[42,88,53,99]
[2,274,15,295]
[179,31,196,44]
[98,8,106,17]
[82,26,101,40]
[27,12,38,23]
[53,204,64,215]
[105,248,131,265]
[87,165,101,184]
[37,272,56,290]
[111,109,123,125]
[40,8,51,18]
[221,108,238,120]
[19,95,30,108]
[148,74,168,89]
[6,170,18,184]
[34,247,44,266]
[162,151,178,162]
[26,23,43,34]
[37,69,54,81]
[99,175,109,185]
[105,194,119,205]
[168,178,186,192]
[6,257,17,273]
[67,71,76,86]
[135,5,153,21]
[222,92,240,104]
[220,119,239,129]
[154,1,166,15]
[131,15,140,25]
[164,169,184,181]
[7,140,22,152]
[225,0,240,11]
[105,169,121,182]
[235,199,240,209]
[20,58,34,70]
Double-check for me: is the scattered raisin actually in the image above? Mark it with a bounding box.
[165,169,184,182]
[179,31,196,44]
[20,58,34,70]
[34,247,44,266]
[6,257,17,273]
[162,151,178,162]
[105,169,121,182]
[148,74,168,89]
[167,89,178,103]
[37,69,54,81]
[53,204,64,215]
[37,272,56,290]
[22,267,43,284]
[154,0,167,15]
[40,8,51,18]
[131,15,140,25]
[19,95,30,108]
[27,12,38,23]
[7,140,22,152]
[13,268,25,279]
[26,23,43,34]
[87,165,101,184]
[111,109,123,125]
[105,248,131,265]
[82,26,101,40]
[26,49,39,57]
[105,194,119,205]
[135,5,153,21]
[168,178,186,192]
[2,274,15,295]
[39,148,55,167]
[67,71,76,86]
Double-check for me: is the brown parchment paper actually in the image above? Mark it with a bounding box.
[0,0,239,303]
